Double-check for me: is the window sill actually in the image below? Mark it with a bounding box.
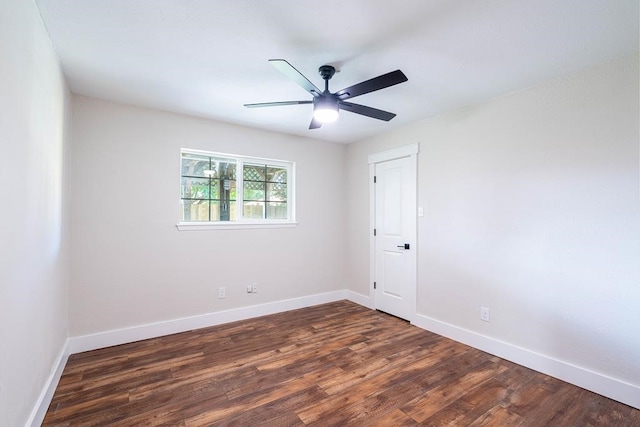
[176,221,298,231]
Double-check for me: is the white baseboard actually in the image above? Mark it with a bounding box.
[346,290,373,309]
[68,290,348,354]
[27,341,69,427]
[413,313,640,410]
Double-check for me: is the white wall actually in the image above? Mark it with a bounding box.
[69,96,346,337]
[346,54,640,403]
[0,0,71,425]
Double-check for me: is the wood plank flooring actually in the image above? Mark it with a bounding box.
[43,301,639,426]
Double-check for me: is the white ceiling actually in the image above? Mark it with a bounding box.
[35,0,639,144]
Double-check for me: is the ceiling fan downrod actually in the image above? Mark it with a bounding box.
[318,65,335,93]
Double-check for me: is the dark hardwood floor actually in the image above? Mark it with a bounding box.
[43,301,639,426]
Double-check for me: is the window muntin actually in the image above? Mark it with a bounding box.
[180,150,294,225]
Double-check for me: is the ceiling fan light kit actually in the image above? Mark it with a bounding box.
[244,59,408,129]
[313,98,339,123]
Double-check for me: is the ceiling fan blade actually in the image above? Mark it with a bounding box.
[244,100,312,108]
[334,70,407,100]
[339,102,397,121]
[309,117,323,129]
[269,59,323,97]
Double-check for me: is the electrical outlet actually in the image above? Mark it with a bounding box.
[218,287,226,299]
[480,306,490,322]
[251,283,258,293]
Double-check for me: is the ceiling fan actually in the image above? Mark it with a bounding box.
[244,59,408,129]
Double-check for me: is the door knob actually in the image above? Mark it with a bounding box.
[397,243,410,250]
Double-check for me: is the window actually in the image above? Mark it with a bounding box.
[179,149,295,229]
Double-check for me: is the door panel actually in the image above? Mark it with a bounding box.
[374,155,416,321]
[382,168,402,235]
[382,250,403,297]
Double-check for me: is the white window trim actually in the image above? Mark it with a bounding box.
[177,148,297,230]
[176,221,298,231]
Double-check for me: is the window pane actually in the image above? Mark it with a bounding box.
[229,179,237,200]
[181,177,217,199]
[243,202,264,219]
[244,164,265,181]
[220,179,237,202]
[266,202,287,219]
[244,180,265,201]
[267,182,286,201]
[181,153,211,177]
[205,201,237,222]
[215,177,235,221]
[215,160,235,180]
[266,167,287,183]
[181,200,211,222]
[218,178,236,201]
[229,202,237,221]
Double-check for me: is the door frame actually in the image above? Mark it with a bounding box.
[368,143,419,323]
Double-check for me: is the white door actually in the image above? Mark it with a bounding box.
[373,155,416,321]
